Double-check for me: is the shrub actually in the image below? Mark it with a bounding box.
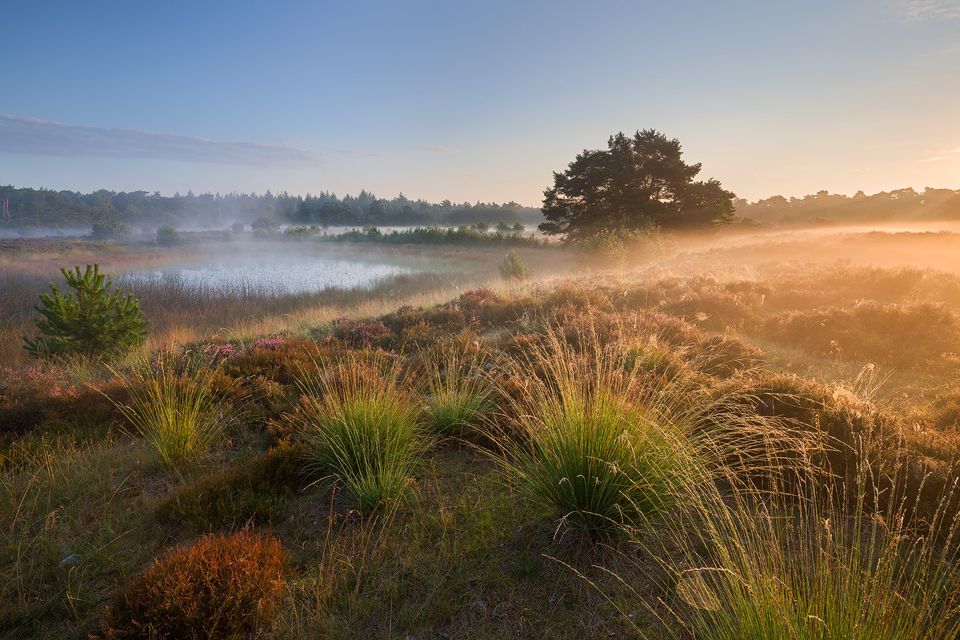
[709,372,901,490]
[103,530,287,640]
[23,264,148,359]
[929,389,960,430]
[693,334,764,377]
[156,224,180,246]
[251,217,280,233]
[423,347,491,437]
[91,219,130,241]
[488,326,694,536]
[332,316,394,347]
[499,251,530,281]
[154,443,307,532]
[112,354,240,470]
[287,351,427,510]
[761,302,960,366]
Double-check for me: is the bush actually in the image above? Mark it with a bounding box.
[693,335,764,377]
[761,302,960,366]
[112,354,240,471]
[929,389,960,430]
[91,219,130,241]
[287,351,427,510]
[331,316,394,347]
[103,530,287,640]
[251,217,280,233]
[156,224,180,246]
[23,264,148,359]
[154,443,307,532]
[499,251,530,281]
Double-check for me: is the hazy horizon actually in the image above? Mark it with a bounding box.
[2,1,959,205]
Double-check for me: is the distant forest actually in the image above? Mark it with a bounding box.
[3,184,960,232]
[734,187,960,226]
[0,186,544,230]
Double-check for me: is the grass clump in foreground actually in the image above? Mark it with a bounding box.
[489,326,697,537]
[422,345,492,437]
[614,441,960,640]
[111,353,240,471]
[103,529,287,640]
[288,350,428,510]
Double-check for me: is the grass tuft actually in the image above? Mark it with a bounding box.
[611,437,960,640]
[422,345,492,437]
[110,353,239,471]
[288,350,428,510]
[487,324,696,537]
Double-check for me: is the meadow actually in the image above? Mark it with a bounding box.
[2,227,960,639]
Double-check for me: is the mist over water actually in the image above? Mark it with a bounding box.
[123,258,415,295]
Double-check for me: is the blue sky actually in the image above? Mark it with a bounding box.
[1,1,958,204]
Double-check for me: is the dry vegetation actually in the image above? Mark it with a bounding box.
[3,229,960,638]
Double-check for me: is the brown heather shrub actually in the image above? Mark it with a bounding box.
[0,367,125,437]
[716,372,960,519]
[615,276,768,329]
[761,302,960,366]
[103,530,287,640]
[223,336,321,384]
[693,334,764,377]
[381,304,467,335]
[154,442,307,532]
[541,281,613,312]
[718,373,898,471]
[331,316,394,347]
[928,389,960,431]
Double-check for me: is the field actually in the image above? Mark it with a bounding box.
[3,227,960,639]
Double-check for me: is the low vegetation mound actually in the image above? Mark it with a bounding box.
[154,442,307,532]
[762,302,960,366]
[103,530,287,640]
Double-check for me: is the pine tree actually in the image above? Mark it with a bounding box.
[24,264,148,359]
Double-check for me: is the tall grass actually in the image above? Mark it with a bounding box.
[604,435,960,640]
[289,351,428,510]
[110,353,238,471]
[422,346,492,437]
[487,324,698,536]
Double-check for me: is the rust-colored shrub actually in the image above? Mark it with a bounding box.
[103,530,287,640]
[223,337,320,384]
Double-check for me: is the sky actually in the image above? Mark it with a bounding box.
[1,0,958,205]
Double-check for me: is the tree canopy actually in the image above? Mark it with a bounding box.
[539,129,736,241]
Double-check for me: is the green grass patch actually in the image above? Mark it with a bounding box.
[154,442,307,533]
[288,351,428,511]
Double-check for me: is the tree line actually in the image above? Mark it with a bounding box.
[0,186,543,230]
[733,188,960,226]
